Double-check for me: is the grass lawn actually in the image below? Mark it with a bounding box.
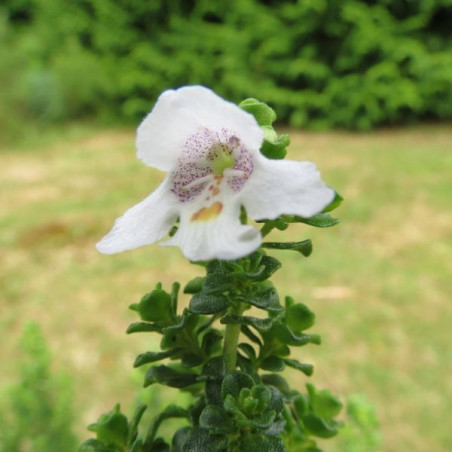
[1,124,451,451]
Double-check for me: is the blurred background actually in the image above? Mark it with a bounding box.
[1,1,451,451]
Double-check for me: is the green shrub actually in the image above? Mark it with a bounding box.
[337,394,381,452]
[2,0,452,130]
[0,323,77,451]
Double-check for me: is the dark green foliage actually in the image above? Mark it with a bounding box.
[192,370,287,450]
[82,250,343,450]
[2,0,452,134]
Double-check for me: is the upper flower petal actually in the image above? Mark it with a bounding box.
[136,86,263,171]
[96,178,178,254]
[240,155,335,220]
[161,185,261,261]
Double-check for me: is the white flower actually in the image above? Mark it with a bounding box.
[97,86,334,261]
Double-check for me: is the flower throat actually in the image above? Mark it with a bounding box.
[209,143,235,175]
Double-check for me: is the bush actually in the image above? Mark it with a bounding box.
[337,394,381,452]
[2,0,452,130]
[0,323,77,451]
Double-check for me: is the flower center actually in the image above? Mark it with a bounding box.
[209,144,235,175]
[171,128,254,203]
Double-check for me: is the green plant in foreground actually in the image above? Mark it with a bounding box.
[80,86,343,451]
[338,395,381,452]
[0,323,77,452]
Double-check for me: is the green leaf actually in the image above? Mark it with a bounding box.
[129,288,173,324]
[261,356,286,372]
[181,427,227,452]
[160,311,200,351]
[183,277,205,294]
[250,385,272,412]
[265,385,284,413]
[293,394,310,417]
[205,379,223,406]
[307,383,343,419]
[199,405,235,434]
[221,370,255,400]
[223,394,244,417]
[126,322,161,334]
[260,134,289,160]
[202,356,225,378]
[237,355,259,380]
[262,240,313,257]
[271,322,320,347]
[239,434,285,452]
[239,98,277,126]
[247,410,277,430]
[239,99,288,160]
[273,343,291,357]
[322,191,343,213]
[189,292,228,314]
[246,255,282,281]
[283,358,314,376]
[201,331,223,356]
[221,314,275,332]
[238,343,257,360]
[261,374,291,396]
[262,125,278,143]
[147,437,170,451]
[127,404,147,447]
[237,286,282,312]
[204,271,237,293]
[257,217,289,235]
[134,349,180,368]
[302,414,341,438]
[79,439,121,452]
[241,325,263,346]
[144,365,198,388]
[181,352,204,368]
[129,438,143,452]
[171,427,191,452]
[264,417,286,437]
[87,404,128,447]
[144,405,189,447]
[170,282,180,317]
[162,309,195,335]
[286,303,316,332]
[309,334,322,345]
[237,387,257,413]
[295,213,340,228]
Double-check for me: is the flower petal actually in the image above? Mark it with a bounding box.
[162,188,261,261]
[136,86,263,171]
[241,156,335,220]
[96,179,178,254]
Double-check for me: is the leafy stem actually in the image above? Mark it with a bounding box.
[223,302,245,372]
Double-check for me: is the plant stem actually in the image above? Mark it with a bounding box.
[223,303,244,372]
[260,221,275,238]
